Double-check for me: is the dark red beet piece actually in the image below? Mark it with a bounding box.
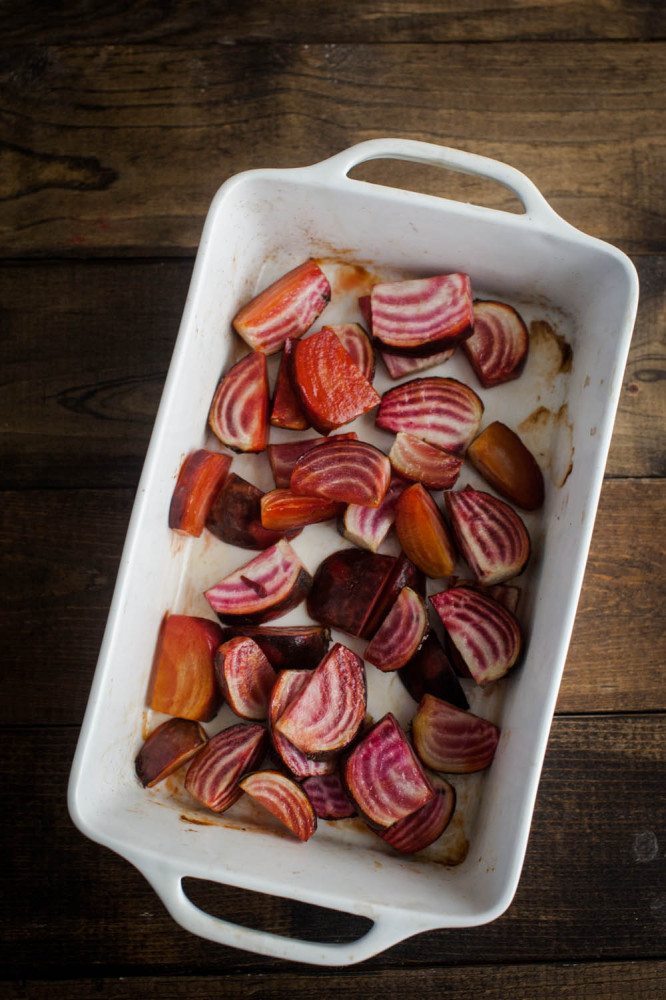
[206,473,300,550]
[398,634,469,709]
[307,549,397,637]
[217,624,331,670]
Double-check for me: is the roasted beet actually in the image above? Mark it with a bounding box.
[185,722,268,813]
[413,694,500,773]
[463,300,529,388]
[361,552,426,639]
[302,774,356,820]
[268,432,358,488]
[325,323,375,381]
[307,548,396,637]
[275,643,366,756]
[168,450,232,537]
[430,586,522,685]
[208,352,269,453]
[239,770,317,841]
[445,485,530,584]
[398,634,469,710]
[214,637,276,720]
[380,782,456,854]
[360,293,456,377]
[467,421,544,510]
[376,377,483,455]
[292,328,381,433]
[269,670,336,779]
[135,718,208,788]
[343,713,435,828]
[207,473,299,550]
[395,484,456,579]
[260,490,341,531]
[218,624,330,671]
[232,259,331,355]
[452,578,521,616]
[371,273,473,356]
[364,587,428,672]
[270,339,309,430]
[291,439,391,508]
[389,432,462,490]
[341,476,406,553]
[149,614,222,722]
[205,539,312,625]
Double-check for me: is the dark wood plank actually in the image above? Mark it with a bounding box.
[0,256,662,491]
[0,480,663,725]
[1,0,665,45]
[3,961,664,999]
[1,716,663,976]
[0,43,663,256]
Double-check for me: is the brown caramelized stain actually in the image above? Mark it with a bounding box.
[518,403,575,488]
[180,812,215,827]
[315,258,381,297]
[529,319,573,379]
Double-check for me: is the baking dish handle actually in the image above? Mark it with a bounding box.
[307,138,563,225]
[139,858,424,966]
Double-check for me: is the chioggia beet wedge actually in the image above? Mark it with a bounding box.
[135,718,208,788]
[205,539,312,625]
[371,273,474,356]
[218,625,330,671]
[232,259,331,355]
[168,450,232,537]
[261,490,341,531]
[364,587,428,672]
[292,328,381,433]
[208,352,269,452]
[239,770,317,841]
[379,781,456,854]
[430,586,522,685]
[361,552,425,639]
[270,339,309,430]
[451,578,521,616]
[185,722,268,813]
[291,439,391,507]
[341,477,406,553]
[395,484,456,579]
[398,634,469,710]
[214,637,276,720]
[269,670,336,779]
[275,643,366,757]
[207,473,300,550]
[413,694,500,773]
[389,432,462,490]
[302,774,356,820]
[463,300,529,388]
[376,377,483,455]
[307,549,396,637]
[359,297,454,377]
[325,323,375,382]
[344,713,435,828]
[268,432,358,488]
[467,421,545,510]
[445,485,530,584]
[149,614,223,721]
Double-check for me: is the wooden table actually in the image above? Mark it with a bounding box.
[1,3,664,997]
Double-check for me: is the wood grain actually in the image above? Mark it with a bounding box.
[1,0,664,45]
[0,480,663,725]
[1,716,663,976]
[0,257,662,491]
[0,43,663,256]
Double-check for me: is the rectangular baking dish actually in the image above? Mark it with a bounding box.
[68,139,638,966]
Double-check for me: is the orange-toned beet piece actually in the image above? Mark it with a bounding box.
[261,489,341,531]
[467,421,544,510]
[149,614,223,721]
[209,352,269,452]
[168,449,232,537]
[270,339,310,430]
[395,484,456,579]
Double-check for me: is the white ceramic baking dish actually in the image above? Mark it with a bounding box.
[68,139,638,966]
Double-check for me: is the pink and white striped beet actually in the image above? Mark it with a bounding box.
[389,432,462,489]
[204,539,312,625]
[268,433,358,489]
[463,300,529,388]
[185,722,268,813]
[239,769,317,841]
[376,377,483,455]
[291,439,391,508]
[269,670,335,779]
[358,294,454,377]
[445,486,530,584]
[214,637,276,720]
[452,578,521,615]
[413,694,500,773]
[430,586,522,685]
[341,476,406,552]
[325,324,375,382]
[302,774,356,820]
[208,352,269,453]
[379,781,456,854]
[364,587,428,672]
[371,273,473,356]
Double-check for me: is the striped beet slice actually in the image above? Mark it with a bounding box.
[380,781,456,854]
[364,587,428,672]
[307,549,398,637]
[239,770,317,841]
[445,485,530,584]
[275,643,366,756]
[399,634,469,710]
[270,339,309,430]
[376,377,483,455]
[341,476,406,552]
[389,432,462,490]
[463,300,529,388]
[291,439,391,508]
[205,539,312,625]
[268,432,358,488]
[371,273,473,356]
[343,713,435,828]
[135,718,208,788]
[325,323,375,382]
[214,637,276,720]
[185,722,267,813]
[269,670,336,778]
[452,578,521,615]
[209,352,269,453]
[430,586,522,685]
[219,625,330,671]
[382,346,455,379]
[233,259,331,355]
[302,774,356,820]
[413,694,500,772]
